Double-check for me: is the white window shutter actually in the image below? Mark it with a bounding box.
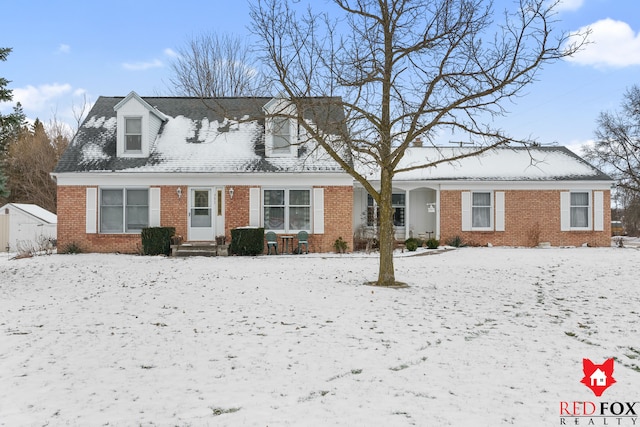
[249,188,260,227]
[560,192,570,231]
[461,191,471,231]
[313,188,325,234]
[149,188,161,227]
[495,191,505,232]
[86,188,97,233]
[593,191,604,231]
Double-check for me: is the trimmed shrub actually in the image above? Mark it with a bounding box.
[426,238,440,249]
[333,236,348,253]
[404,237,419,251]
[230,227,264,256]
[445,235,465,248]
[141,227,175,256]
[60,242,83,254]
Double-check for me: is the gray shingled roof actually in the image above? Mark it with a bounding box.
[368,146,612,182]
[55,96,610,183]
[54,96,348,174]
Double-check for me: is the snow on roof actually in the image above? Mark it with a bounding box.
[357,146,611,182]
[54,96,348,174]
[6,204,57,224]
[123,115,261,172]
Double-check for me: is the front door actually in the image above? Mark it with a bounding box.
[188,188,214,241]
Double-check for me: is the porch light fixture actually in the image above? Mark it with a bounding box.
[229,187,234,199]
[427,203,436,213]
[176,187,182,199]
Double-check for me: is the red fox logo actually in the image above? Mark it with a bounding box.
[580,358,616,397]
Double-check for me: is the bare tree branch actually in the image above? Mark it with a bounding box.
[5,119,67,213]
[583,84,640,233]
[251,0,587,285]
[166,32,270,97]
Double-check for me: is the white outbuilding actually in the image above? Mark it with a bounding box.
[0,203,57,253]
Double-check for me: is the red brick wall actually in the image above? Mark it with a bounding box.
[160,186,188,241]
[58,185,610,253]
[57,185,144,253]
[225,185,251,238]
[315,186,353,253]
[224,185,353,253]
[57,186,89,252]
[440,189,611,247]
[57,184,354,254]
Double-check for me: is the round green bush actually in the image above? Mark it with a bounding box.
[405,238,419,251]
[426,238,440,249]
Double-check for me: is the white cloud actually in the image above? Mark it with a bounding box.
[164,48,179,58]
[565,139,594,156]
[0,83,91,131]
[555,0,584,12]
[567,19,640,67]
[12,83,73,111]
[122,59,164,71]
[56,44,71,54]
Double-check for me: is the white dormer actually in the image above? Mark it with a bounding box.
[114,91,168,158]
[263,97,297,158]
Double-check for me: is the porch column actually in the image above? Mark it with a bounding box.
[435,187,441,240]
[405,188,411,240]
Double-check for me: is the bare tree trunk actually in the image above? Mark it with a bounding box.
[377,168,396,286]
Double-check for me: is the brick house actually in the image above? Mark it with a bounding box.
[353,146,613,247]
[52,92,353,253]
[53,92,612,254]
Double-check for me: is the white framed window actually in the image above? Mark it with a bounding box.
[124,117,142,152]
[366,193,405,227]
[114,92,168,158]
[472,192,492,229]
[265,115,295,157]
[561,191,598,231]
[263,188,311,232]
[570,192,590,228]
[264,97,297,157]
[100,188,149,233]
[461,191,504,231]
[272,116,291,155]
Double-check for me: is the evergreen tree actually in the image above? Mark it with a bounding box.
[0,48,13,102]
[0,48,22,131]
[0,102,26,152]
[0,47,24,199]
[0,169,8,198]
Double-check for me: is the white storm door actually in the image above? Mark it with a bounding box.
[188,188,215,240]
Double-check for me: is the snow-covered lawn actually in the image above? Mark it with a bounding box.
[1,246,639,426]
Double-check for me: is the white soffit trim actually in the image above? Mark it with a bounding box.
[53,172,353,187]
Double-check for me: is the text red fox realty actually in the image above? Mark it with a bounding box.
[559,358,639,425]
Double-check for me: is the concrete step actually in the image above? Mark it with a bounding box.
[172,242,227,257]
[174,248,217,257]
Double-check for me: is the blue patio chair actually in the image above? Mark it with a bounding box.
[297,231,309,254]
[265,231,278,255]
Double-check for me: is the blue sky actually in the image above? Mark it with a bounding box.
[1,0,639,154]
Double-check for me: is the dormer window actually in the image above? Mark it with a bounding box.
[272,116,291,155]
[264,97,296,158]
[114,91,168,158]
[125,117,142,152]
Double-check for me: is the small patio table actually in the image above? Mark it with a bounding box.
[280,235,293,254]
